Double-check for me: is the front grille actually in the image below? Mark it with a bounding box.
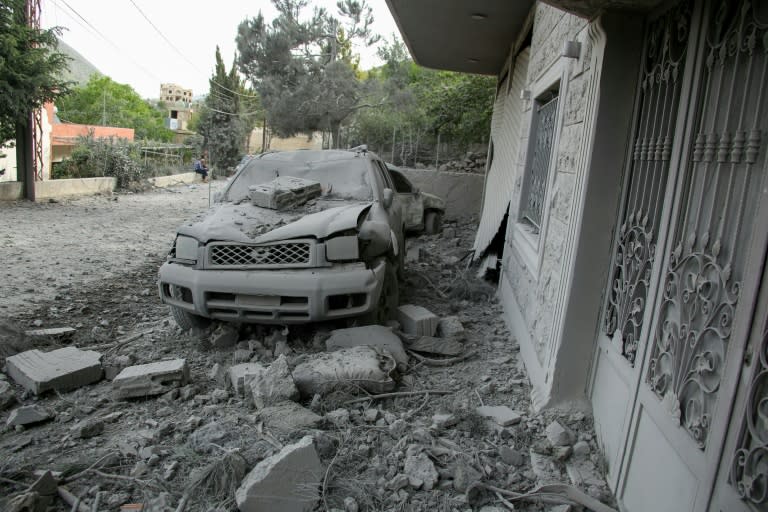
[208,241,312,268]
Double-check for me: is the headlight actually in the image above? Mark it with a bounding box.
[174,235,199,262]
[326,235,359,262]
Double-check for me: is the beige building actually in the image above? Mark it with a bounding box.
[160,83,194,131]
[160,83,192,105]
[389,1,768,511]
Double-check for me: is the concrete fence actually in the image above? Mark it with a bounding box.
[0,177,117,201]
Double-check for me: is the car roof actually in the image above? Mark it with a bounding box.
[256,149,378,163]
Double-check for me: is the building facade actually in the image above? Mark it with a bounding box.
[159,83,193,131]
[388,1,768,510]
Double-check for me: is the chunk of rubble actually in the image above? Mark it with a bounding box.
[325,325,408,371]
[7,404,53,427]
[436,316,464,338]
[228,362,264,397]
[403,451,439,490]
[71,418,104,439]
[0,380,17,410]
[247,355,299,409]
[258,401,322,433]
[292,346,397,396]
[546,420,574,446]
[476,405,522,427]
[396,305,438,336]
[210,323,239,348]
[249,176,322,210]
[112,359,189,399]
[6,346,103,395]
[529,450,562,486]
[24,327,76,339]
[236,436,323,512]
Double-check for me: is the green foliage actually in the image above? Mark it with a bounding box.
[196,46,261,171]
[56,75,173,142]
[236,0,378,146]
[0,0,70,145]
[54,136,142,188]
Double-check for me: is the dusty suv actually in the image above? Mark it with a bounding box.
[158,149,404,329]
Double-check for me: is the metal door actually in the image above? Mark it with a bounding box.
[590,1,768,509]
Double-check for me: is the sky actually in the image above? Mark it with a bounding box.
[41,0,402,99]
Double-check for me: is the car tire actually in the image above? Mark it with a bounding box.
[170,306,210,331]
[424,210,443,235]
[360,262,399,326]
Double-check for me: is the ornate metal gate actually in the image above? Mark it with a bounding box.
[592,1,768,509]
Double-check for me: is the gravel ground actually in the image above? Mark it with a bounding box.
[0,182,223,317]
[0,185,614,512]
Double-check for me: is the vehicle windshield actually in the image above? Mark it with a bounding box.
[225,153,373,203]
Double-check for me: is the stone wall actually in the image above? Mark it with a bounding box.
[498,3,594,395]
[399,168,485,221]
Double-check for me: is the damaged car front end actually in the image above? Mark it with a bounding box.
[158,149,403,329]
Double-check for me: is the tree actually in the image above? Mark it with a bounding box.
[196,46,261,171]
[236,0,379,147]
[56,75,173,141]
[0,0,69,146]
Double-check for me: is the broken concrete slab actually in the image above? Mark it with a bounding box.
[228,362,264,397]
[396,305,438,336]
[453,463,482,492]
[258,401,322,433]
[24,327,76,339]
[249,176,322,210]
[247,355,299,409]
[403,451,439,490]
[71,418,104,439]
[565,458,606,489]
[292,346,397,396]
[476,405,523,427]
[6,346,103,395]
[0,380,16,410]
[7,404,53,427]
[546,420,574,446]
[529,450,562,486]
[325,325,408,371]
[436,316,464,338]
[112,359,189,399]
[235,435,323,512]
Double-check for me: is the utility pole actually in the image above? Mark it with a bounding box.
[102,89,107,126]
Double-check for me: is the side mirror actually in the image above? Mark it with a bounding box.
[382,188,394,209]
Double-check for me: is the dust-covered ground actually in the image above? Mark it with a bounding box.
[0,183,613,512]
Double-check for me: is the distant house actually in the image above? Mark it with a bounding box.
[388,1,768,511]
[160,83,194,131]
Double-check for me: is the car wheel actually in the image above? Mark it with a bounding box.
[424,210,443,235]
[360,262,399,326]
[170,306,211,331]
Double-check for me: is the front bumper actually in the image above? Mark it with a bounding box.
[158,259,386,324]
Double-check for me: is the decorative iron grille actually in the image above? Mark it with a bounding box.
[647,0,768,451]
[208,241,312,268]
[602,0,693,365]
[520,95,558,230]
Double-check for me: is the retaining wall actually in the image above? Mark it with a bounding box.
[147,172,201,188]
[400,168,485,220]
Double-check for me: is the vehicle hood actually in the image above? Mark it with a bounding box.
[176,200,372,244]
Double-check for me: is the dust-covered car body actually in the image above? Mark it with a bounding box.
[386,164,445,234]
[158,149,404,327]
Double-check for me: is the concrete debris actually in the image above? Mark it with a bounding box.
[326,408,350,426]
[210,323,239,348]
[71,418,104,439]
[396,305,439,336]
[259,401,323,432]
[431,413,458,429]
[112,359,189,399]
[23,326,76,338]
[0,379,17,410]
[228,362,264,397]
[546,420,574,447]
[407,335,464,356]
[247,355,299,409]
[529,451,562,486]
[6,346,103,395]
[233,348,253,363]
[343,496,359,512]
[104,354,135,381]
[249,176,322,210]
[292,346,397,396]
[453,463,482,492]
[325,325,408,371]
[573,440,591,457]
[235,435,323,512]
[566,459,606,489]
[7,404,53,427]
[403,451,439,490]
[476,405,523,427]
[209,362,228,387]
[499,446,525,466]
[189,421,228,453]
[436,316,464,338]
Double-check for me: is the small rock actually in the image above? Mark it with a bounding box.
[228,362,264,397]
[343,496,359,512]
[210,323,239,348]
[436,316,464,338]
[209,363,228,387]
[432,413,457,429]
[71,419,104,439]
[476,405,522,426]
[403,452,438,491]
[258,401,322,433]
[573,440,590,457]
[453,463,482,492]
[546,420,573,447]
[364,408,379,423]
[274,339,292,357]
[248,355,299,409]
[326,408,350,426]
[553,445,573,461]
[0,380,17,410]
[233,348,253,363]
[499,446,525,466]
[389,419,407,438]
[7,405,53,427]
[387,473,409,491]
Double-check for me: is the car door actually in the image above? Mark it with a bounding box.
[387,167,424,232]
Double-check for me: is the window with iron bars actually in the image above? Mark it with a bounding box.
[520,90,559,232]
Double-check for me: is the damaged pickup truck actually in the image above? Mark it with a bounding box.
[158,149,405,329]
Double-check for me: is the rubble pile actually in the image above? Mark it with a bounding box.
[436,151,488,174]
[0,218,615,511]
